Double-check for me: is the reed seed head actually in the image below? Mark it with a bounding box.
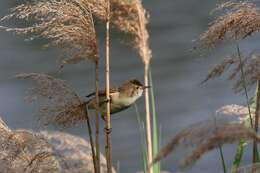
[200,1,260,47]
[16,73,87,127]
[1,0,99,65]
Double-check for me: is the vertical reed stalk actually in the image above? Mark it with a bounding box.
[236,45,254,128]
[85,107,98,173]
[236,45,257,163]
[95,60,101,173]
[218,145,227,173]
[105,0,112,172]
[144,64,153,173]
[149,70,160,173]
[254,80,260,162]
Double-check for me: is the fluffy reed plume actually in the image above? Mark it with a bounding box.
[217,104,255,123]
[110,0,151,64]
[203,52,260,92]
[16,73,86,127]
[201,56,237,83]
[83,0,151,63]
[0,0,98,65]
[182,124,260,168]
[0,117,115,173]
[0,121,58,173]
[151,115,239,167]
[41,131,116,173]
[199,1,260,47]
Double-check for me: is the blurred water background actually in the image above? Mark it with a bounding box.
[0,0,259,172]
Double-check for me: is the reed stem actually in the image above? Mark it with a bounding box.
[236,44,257,163]
[85,107,97,173]
[95,60,101,173]
[218,145,227,173]
[253,80,260,162]
[144,64,153,173]
[105,0,112,172]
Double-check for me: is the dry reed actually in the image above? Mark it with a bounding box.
[0,124,58,173]
[0,0,98,65]
[83,0,152,64]
[217,104,256,123]
[199,1,260,47]
[182,124,260,168]
[203,52,260,92]
[16,73,86,127]
[151,115,239,167]
[0,116,115,173]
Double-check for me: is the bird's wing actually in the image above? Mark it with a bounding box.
[86,87,119,98]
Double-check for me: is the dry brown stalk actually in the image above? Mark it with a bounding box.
[89,0,153,171]
[199,1,260,47]
[105,0,113,172]
[0,0,99,65]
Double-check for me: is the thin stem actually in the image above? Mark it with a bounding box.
[236,45,253,127]
[135,104,148,172]
[218,145,227,173]
[236,44,256,163]
[149,69,160,173]
[144,64,153,173]
[254,80,260,162]
[95,61,101,173]
[105,0,112,172]
[85,106,97,173]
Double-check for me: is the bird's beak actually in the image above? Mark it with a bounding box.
[142,86,151,89]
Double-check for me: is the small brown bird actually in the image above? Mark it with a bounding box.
[86,79,149,119]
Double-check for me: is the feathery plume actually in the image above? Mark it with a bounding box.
[83,0,151,64]
[150,115,239,166]
[217,104,255,123]
[202,56,237,83]
[16,73,86,127]
[203,52,260,92]
[0,0,98,65]
[199,1,260,47]
[182,124,260,168]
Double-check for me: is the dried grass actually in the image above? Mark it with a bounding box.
[0,117,115,173]
[0,0,98,65]
[1,0,151,64]
[217,104,255,123]
[151,109,260,169]
[16,73,86,127]
[84,0,151,64]
[182,124,260,168]
[202,55,237,83]
[0,121,58,173]
[200,0,260,47]
[203,52,260,92]
[151,115,239,166]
